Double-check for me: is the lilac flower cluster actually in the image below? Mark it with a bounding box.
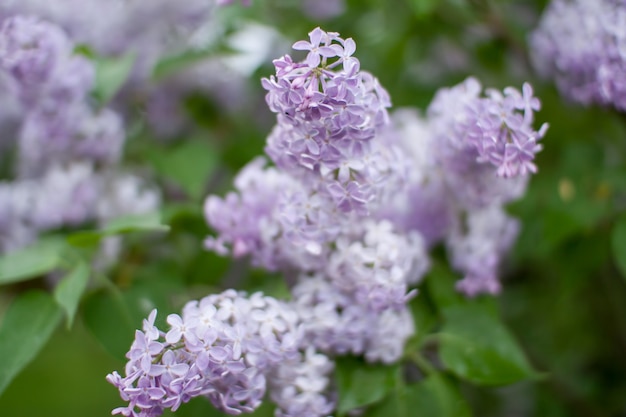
[107,290,334,417]
[206,28,546,308]
[206,29,427,332]
[110,27,547,417]
[426,78,545,294]
[0,0,217,68]
[262,27,392,215]
[530,0,626,111]
[382,77,546,296]
[0,16,159,254]
[0,0,264,141]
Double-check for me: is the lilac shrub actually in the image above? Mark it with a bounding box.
[110,27,547,416]
[530,0,626,111]
[206,28,547,299]
[207,28,429,329]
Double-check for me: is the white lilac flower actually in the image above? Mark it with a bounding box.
[530,0,626,111]
[291,274,415,364]
[107,290,334,417]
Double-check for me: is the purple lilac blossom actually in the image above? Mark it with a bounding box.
[0,0,254,86]
[0,16,159,255]
[107,290,334,417]
[0,163,100,251]
[205,155,429,312]
[0,0,273,143]
[205,29,429,362]
[0,0,215,59]
[0,69,20,150]
[206,28,547,310]
[530,0,626,111]
[377,109,452,246]
[18,105,124,178]
[446,205,520,296]
[427,77,547,209]
[268,347,336,417]
[291,274,416,363]
[383,100,539,296]
[0,15,72,104]
[0,163,160,254]
[262,27,393,215]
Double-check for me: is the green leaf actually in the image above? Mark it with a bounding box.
[83,276,183,360]
[366,374,471,417]
[335,355,400,415]
[0,238,66,285]
[426,262,466,309]
[411,375,472,417]
[438,304,541,385]
[67,212,169,247]
[93,53,135,105]
[82,289,136,360]
[0,291,62,396]
[54,261,90,328]
[153,49,214,81]
[409,0,440,17]
[424,261,498,315]
[611,214,626,281]
[103,212,170,234]
[146,139,220,200]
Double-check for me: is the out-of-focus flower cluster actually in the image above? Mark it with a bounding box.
[0,15,159,254]
[0,0,285,141]
[530,0,626,111]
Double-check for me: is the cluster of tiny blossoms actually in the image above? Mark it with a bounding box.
[382,77,547,296]
[206,28,547,301]
[107,290,334,417]
[530,0,626,111]
[262,27,393,215]
[0,15,158,253]
[0,0,217,72]
[206,29,428,333]
[0,0,263,140]
[110,27,547,417]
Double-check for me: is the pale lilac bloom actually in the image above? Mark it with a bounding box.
[0,16,160,258]
[108,291,334,417]
[446,205,520,297]
[530,0,626,110]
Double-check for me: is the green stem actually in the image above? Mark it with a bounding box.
[408,351,436,376]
